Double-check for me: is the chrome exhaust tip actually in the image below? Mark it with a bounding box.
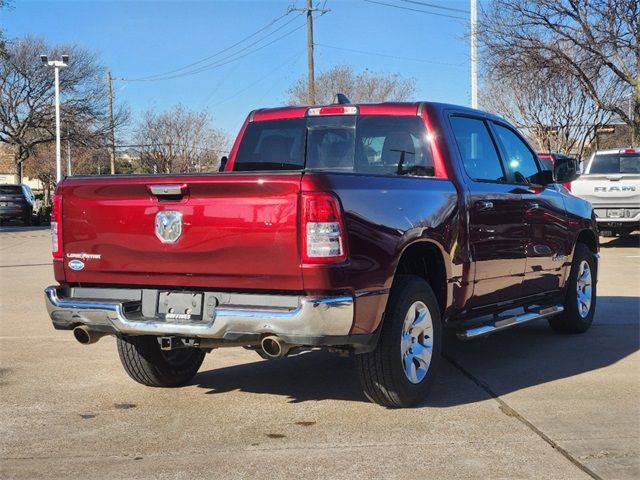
[73,326,107,345]
[260,335,291,359]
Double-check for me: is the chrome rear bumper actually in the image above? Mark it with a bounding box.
[44,286,354,342]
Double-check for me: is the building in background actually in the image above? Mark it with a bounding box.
[0,144,45,191]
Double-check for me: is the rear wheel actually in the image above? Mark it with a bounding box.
[117,336,205,387]
[356,275,442,408]
[549,243,597,334]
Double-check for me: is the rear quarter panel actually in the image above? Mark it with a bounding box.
[301,172,460,334]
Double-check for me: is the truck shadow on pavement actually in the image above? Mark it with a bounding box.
[599,233,640,248]
[192,296,639,407]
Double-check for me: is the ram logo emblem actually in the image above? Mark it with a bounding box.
[155,211,183,243]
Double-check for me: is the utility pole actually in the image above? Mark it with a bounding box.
[291,1,329,105]
[107,71,116,174]
[470,0,478,109]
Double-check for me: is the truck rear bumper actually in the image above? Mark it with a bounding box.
[44,286,355,345]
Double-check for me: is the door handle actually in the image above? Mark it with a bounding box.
[148,184,188,199]
[526,202,540,212]
[476,200,494,211]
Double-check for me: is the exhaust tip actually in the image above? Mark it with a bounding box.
[73,326,91,345]
[72,326,106,345]
[261,336,287,359]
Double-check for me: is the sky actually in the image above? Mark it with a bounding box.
[2,0,472,140]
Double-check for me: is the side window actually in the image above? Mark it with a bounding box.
[492,124,539,184]
[449,116,505,182]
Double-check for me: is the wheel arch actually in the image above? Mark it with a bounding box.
[575,229,598,255]
[391,240,450,320]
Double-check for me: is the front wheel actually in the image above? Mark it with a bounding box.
[549,243,597,334]
[356,275,442,408]
[117,336,205,387]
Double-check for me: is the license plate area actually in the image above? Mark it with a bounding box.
[607,209,624,218]
[157,291,204,321]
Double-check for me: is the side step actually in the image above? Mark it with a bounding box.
[457,305,564,340]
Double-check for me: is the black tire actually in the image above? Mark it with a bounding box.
[22,212,32,226]
[116,336,205,387]
[355,275,442,408]
[549,243,597,334]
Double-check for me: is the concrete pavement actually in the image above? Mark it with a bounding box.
[1,227,638,479]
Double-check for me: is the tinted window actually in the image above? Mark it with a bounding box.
[450,116,505,182]
[0,185,23,195]
[538,155,554,171]
[589,152,640,174]
[354,116,433,176]
[234,119,306,171]
[307,116,433,176]
[493,124,539,183]
[234,116,434,176]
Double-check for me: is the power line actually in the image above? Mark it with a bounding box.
[125,11,308,82]
[209,50,306,108]
[364,0,468,20]
[121,20,306,82]
[400,0,468,15]
[316,43,465,67]
[125,10,295,82]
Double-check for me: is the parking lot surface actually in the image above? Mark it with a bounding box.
[1,227,638,479]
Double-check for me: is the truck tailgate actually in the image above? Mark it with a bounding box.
[572,174,640,206]
[59,174,303,291]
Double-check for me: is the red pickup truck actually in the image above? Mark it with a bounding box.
[45,100,598,407]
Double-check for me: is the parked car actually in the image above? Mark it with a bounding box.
[44,100,598,407]
[571,148,640,237]
[0,184,35,225]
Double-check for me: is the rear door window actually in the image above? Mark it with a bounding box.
[449,116,505,182]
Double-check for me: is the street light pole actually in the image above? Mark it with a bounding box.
[41,54,69,183]
[470,0,478,109]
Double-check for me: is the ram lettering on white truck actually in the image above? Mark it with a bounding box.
[571,148,640,237]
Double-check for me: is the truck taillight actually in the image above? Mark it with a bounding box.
[301,192,347,264]
[564,182,572,191]
[51,194,62,259]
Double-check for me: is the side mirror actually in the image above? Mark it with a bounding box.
[554,156,580,183]
[218,156,228,172]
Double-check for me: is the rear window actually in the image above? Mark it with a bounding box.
[233,115,434,176]
[589,152,640,174]
[0,185,22,195]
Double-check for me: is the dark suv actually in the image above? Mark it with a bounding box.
[0,184,35,225]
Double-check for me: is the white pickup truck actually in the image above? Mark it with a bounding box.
[572,148,640,237]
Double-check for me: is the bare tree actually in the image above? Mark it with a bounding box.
[287,65,416,105]
[0,36,128,181]
[481,64,612,159]
[24,140,115,202]
[134,104,229,174]
[479,0,639,144]
[0,1,12,58]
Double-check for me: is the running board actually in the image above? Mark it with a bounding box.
[457,305,564,340]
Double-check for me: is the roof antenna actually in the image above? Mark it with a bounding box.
[333,93,351,105]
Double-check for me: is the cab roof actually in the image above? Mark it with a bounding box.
[249,101,503,123]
